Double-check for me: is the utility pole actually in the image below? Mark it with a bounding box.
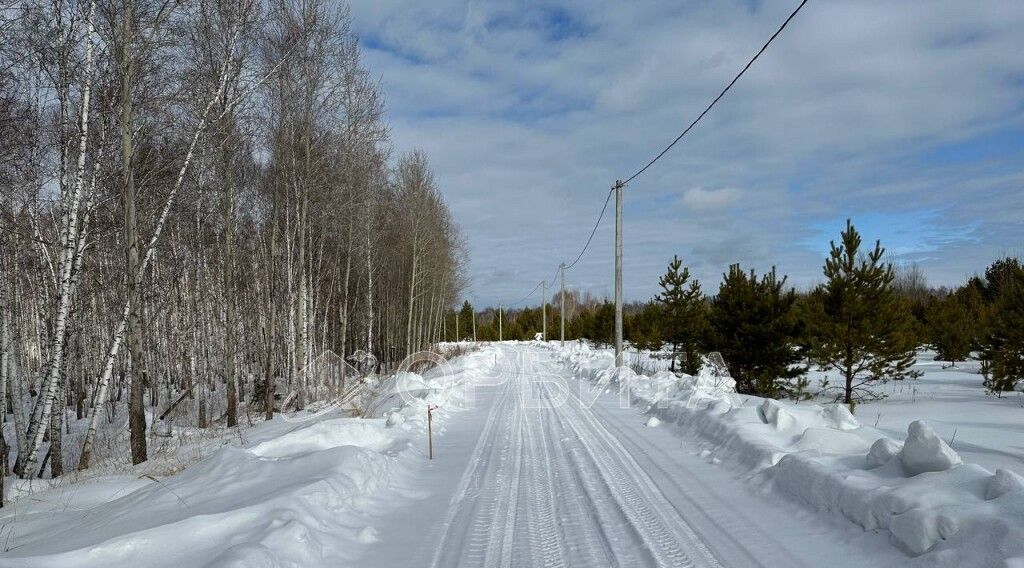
[559,263,565,346]
[541,280,547,341]
[614,180,624,367]
[472,305,477,342]
[455,310,459,342]
[498,304,503,341]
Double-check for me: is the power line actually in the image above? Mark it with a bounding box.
[622,0,809,186]
[504,279,543,308]
[495,0,808,312]
[501,185,612,307]
[563,186,614,271]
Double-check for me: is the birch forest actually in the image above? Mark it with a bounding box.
[0,0,466,493]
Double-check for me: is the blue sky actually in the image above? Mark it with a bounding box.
[348,0,1024,306]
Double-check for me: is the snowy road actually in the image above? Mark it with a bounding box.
[357,345,904,568]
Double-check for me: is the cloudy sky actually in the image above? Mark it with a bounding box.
[347,0,1024,307]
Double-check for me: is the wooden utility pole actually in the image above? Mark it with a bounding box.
[471,305,476,341]
[498,304,502,341]
[559,263,565,346]
[541,280,547,341]
[614,180,624,367]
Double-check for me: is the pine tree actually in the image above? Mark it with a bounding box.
[710,264,805,398]
[590,301,616,347]
[656,255,706,374]
[925,292,973,366]
[628,301,664,353]
[983,257,1023,303]
[805,220,920,406]
[982,263,1024,397]
[458,301,474,341]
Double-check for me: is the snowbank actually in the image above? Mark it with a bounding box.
[0,348,494,567]
[555,342,1024,567]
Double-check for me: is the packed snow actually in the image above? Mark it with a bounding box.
[0,350,485,567]
[557,341,1024,566]
[2,342,1022,567]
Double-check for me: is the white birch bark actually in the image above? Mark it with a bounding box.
[19,1,97,477]
[78,31,240,469]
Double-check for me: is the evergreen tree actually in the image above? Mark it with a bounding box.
[805,220,920,406]
[628,301,664,353]
[982,265,1024,397]
[459,301,474,341]
[925,292,973,366]
[983,257,1023,303]
[656,255,706,374]
[957,280,988,351]
[710,264,805,398]
[590,301,616,347]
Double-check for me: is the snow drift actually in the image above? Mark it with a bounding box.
[0,350,491,567]
[555,341,1024,567]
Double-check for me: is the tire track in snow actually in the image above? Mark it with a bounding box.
[429,346,724,568]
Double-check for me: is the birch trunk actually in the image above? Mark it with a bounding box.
[16,0,97,477]
[77,36,239,470]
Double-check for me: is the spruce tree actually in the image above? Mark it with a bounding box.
[925,292,973,366]
[805,220,920,406]
[656,255,706,374]
[983,264,1024,397]
[710,264,805,398]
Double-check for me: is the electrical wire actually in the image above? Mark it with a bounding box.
[622,0,809,185]
[497,0,808,309]
[563,186,614,271]
[503,279,544,308]
[503,185,612,306]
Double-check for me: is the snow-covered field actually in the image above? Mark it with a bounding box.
[559,342,1024,566]
[2,342,1022,567]
[825,355,1024,477]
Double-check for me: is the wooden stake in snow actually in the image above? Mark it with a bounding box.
[427,404,438,459]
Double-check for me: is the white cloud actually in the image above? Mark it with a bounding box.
[348,0,1024,304]
[680,187,744,210]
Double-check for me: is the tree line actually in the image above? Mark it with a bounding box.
[0,0,466,492]
[456,221,1022,407]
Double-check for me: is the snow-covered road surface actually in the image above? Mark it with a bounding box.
[357,345,903,567]
[13,343,992,566]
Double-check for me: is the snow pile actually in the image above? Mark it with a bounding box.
[866,437,902,468]
[556,342,1024,567]
[0,348,494,568]
[898,420,963,476]
[987,469,1024,500]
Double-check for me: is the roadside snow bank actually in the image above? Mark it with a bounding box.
[0,349,492,568]
[556,342,1024,567]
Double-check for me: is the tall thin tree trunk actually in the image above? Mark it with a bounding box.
[0,252,10,503]
[16,0,98,477]
[220,114,238,428]
[264,192,279,420]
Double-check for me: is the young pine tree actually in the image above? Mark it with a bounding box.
[982,263,1024,397]
[925,292,974,367]
[805,220,920,406]
[710,264,805,398]
[656,255,706,375]
[590,301,616,348]
[628,301,664,353]
[459,301,474,341]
